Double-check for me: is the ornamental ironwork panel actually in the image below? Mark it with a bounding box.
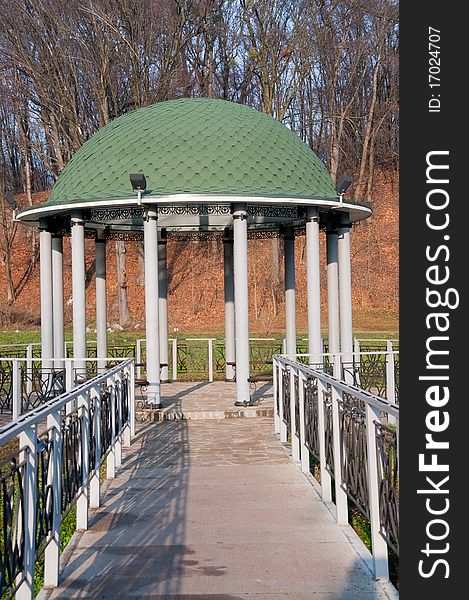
[213,342,226,377]
[304,377,320,459]
[356,354,387,398]
[158,204,231,216]
[108,344,136,360]
[281,368,291,433]
[121,377,130,425]
[0,456,25,596]
[91,207,144,221]
[294,373,300,436]
[339,392,369,519]
[61,413,83,515]
[89,398,97,472]
[21,367,66,413]
[35,433,54,557]
[323,385,334,476]
[100,389,113,457]
[0,363,13,413]
[247,205,300,218]
[176,343,209,378]
[249,341,282,374]
[375,421,399,555]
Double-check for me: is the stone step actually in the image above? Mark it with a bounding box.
[135,405,274,423]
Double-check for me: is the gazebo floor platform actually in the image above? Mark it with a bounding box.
[41,416,395,600]
[137,381,274,422]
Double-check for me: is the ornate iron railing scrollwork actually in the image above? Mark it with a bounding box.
[339,393,369,519]
[375,421,399,555]
[281,367,291,433]
[323,385,334,476]
[303,376,320,459]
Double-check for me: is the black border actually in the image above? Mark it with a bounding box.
[400,3,466,596]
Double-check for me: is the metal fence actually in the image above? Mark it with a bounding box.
[0,359,135,599]
[0,337,398,384]
[273,355,399,581]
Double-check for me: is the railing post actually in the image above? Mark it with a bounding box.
[26,344,33,395]
[44,408,63,587]
[290,366,300,462]
[281,338,287,354]
[317,379,332,502]
[386,341,396,425]
[273,358,280,434]
[90,385,101,509]
[353,338,362,387]
[12,359,22,420]
[129,363,136,439]
[298,369,309,473]
[136,339,142,380]
[65,360,75,414]
[279,363,287,443]
[106,380,116,479]
[115,374,123,468]
[366,403,390,580]
[16,426,38,600]
[77,391,90,531]
[172,338,178,381]
[331,384,349,524]
[208,338,214,383]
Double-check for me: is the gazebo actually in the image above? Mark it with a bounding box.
[16,98,371,407]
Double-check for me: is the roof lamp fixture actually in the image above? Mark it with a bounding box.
[3,191,18,211]
[130,172,147,205]
[336,176,352,201]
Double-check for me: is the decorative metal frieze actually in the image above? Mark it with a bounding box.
[166,230,223,242]
[339,392,369,519]
[375,421,399,555]
[158,204,231,216]
[247,205,301,218]
[90,207,144,221]
[106,231,144,241]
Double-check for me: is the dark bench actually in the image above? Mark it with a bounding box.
[134,362,168,395]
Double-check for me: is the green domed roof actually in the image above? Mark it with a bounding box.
[37,98,339,208]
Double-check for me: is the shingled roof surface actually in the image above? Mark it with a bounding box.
[41,98,339,207]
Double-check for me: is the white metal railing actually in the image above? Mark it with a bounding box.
[0,359,135,599]
[273,355,399,581]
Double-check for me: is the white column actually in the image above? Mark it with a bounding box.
[284,226,297,358]
[95,231,107,371]
[326,224,341,376]
[40,219,54,371]
[52,232,64,368]
[71,211,87,378]
[306,208,322,365]
[158,228,169,382]
[223,228,236,381]
[338,214,353,376]
[232,203,250,406]
[144,205,161,406]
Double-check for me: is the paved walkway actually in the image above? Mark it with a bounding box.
[44,414,395,599]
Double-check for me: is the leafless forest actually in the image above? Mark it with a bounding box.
[0,0,398,330]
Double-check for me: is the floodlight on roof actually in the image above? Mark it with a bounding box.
[3,192,18,211]
[130,173,147,205]
[336,176,352,197]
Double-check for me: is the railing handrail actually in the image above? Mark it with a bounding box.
[285,350,399,358]
[274,355,399,418]
[0,359,134,445]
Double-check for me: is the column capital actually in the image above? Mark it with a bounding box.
[223,227,233,243]
[71,209,84,226]
[39,217,52,232]
[282,225,295,241]
[144,204,158,221]
[231,202,248,219]
[95,229,107,243]
[338,212,352,229]
[158,227,167,244]
[305,207,319,222]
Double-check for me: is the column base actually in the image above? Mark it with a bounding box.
[234,398,260,407]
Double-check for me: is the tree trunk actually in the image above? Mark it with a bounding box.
[116,240,130,326]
